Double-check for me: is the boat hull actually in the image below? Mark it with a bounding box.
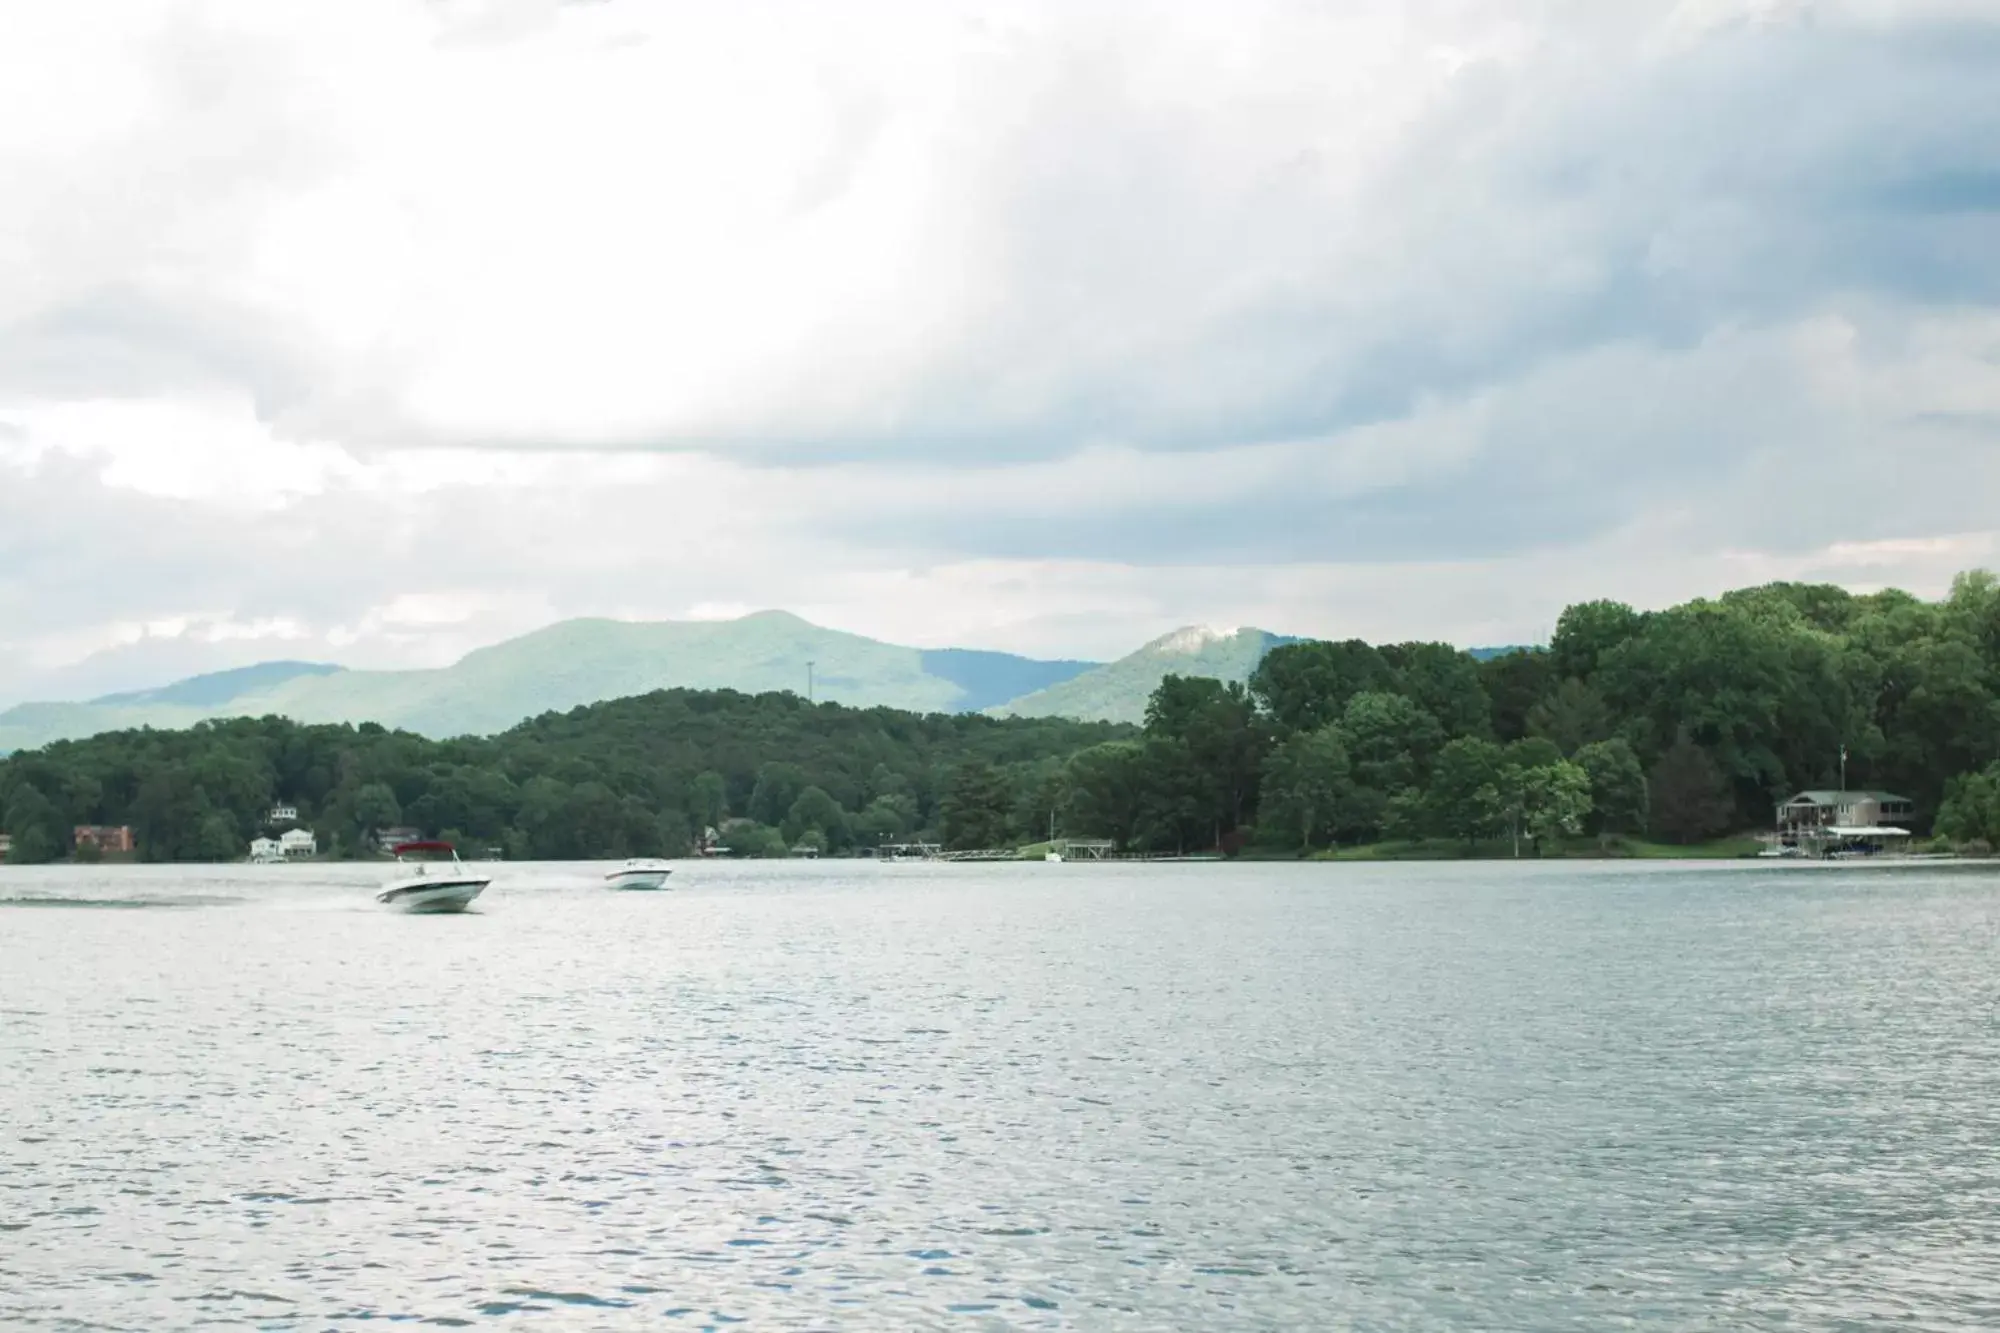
[375,878,488,913]
[606,868,672,890]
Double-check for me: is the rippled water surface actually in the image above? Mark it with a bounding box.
[4,859,2000,1330]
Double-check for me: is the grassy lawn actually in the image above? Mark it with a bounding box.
[1301,834,1766,862]
[1587,835,1765,859]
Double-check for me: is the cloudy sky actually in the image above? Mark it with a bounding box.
[2,0,1997,704]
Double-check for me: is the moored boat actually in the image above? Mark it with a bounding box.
[605,858,673,890]
[376,841,489,913]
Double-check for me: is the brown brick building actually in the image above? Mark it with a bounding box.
[74,825,136,854]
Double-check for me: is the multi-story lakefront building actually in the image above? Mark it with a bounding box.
[1774,790,1915,856]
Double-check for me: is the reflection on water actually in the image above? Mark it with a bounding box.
[3,858,1998,1329]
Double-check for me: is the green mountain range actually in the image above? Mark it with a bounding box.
[0,613,1114,752]
[0,613,1536,754]
[0,612,1528,754]
[0,608,1528,752]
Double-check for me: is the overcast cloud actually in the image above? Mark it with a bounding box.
[3,0,1998,705]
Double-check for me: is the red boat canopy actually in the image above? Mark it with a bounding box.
[392,840,455,855]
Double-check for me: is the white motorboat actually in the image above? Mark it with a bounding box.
[605,858,673,890]
[376,841,489,913]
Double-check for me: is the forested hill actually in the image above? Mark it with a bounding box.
[0,689,1127,863]
[5,574,2000,863]
[1228,572,2000,854]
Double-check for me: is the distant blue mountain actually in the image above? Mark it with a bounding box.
[917,648,1097,713]
[1468,645,1538,661]
[92,660,345,708]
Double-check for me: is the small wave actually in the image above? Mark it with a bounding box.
[497,1288,634,1309]
[0,894,241,910]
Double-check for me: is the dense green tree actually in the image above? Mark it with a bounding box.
[1381,642,1492,740]
[1594,600,1850,823]
[555,782,625,859]
[1134,738,1212,853]
[720,822,788,858]
[690,770,728,830]
[1144,675,1273,845]
[1256,725,1351,850]
[1526,678,1613,756]
[1338,692,1445,839]
[1506,736,1565,773]
[2,783,62,863]
[1248,640,1396,734]
[853,793,918,847]
[1511,760,1594,854]
[1019,765,1072,844]
[1551,600,1645,682]
[940,761,1012,850]
[1935,764,2000,849]
[197,811,243,862]
[1720,581,1861,634]
[1480,649,1555,744]
[1421,738,1509,845]
[1065,741,1152,851]
[352,782,402,840]
[747,762,808,826]
[784,785,850,851]
[1574,738,1648,836]
[1647,736,1734,845]
[133,770,207,862]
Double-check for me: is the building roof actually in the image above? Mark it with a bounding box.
[1782,789,1912,806]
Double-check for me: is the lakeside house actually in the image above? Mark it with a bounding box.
[375,826,422,851]
[251,828,319,861]
[0,833,11,859]
[267,805,300,826]
[74,825,135,855]
[1774,789,1914,857]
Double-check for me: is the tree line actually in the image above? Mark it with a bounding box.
[0,690,1123,863]
[1058,572,2000,854]
[4,574,1998,862]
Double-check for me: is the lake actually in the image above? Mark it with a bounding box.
[3,859,1998,1329]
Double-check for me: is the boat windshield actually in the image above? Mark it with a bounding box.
[393,840,459,866]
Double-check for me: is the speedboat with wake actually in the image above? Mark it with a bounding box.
[376,841,489,913]
[605,858,673,890]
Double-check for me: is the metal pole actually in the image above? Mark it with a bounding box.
[807,661,815,704]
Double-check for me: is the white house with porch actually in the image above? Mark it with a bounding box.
[249,829,318,861]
